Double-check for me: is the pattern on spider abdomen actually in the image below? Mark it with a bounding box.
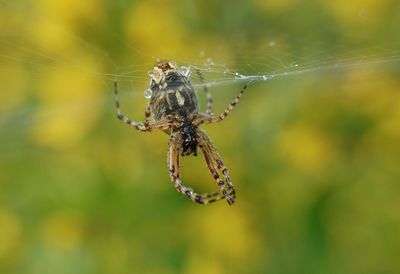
[149,72,199,121]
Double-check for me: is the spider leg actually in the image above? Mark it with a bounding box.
[143,100,152,128]
[167,132,228,205]
[114,81,176,132]
[197,130,236,205]
[193,83,247,126]
[196,69,213,116]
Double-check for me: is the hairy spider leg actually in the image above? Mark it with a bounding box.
[168,132,229,204]
[193,83,247,126]
[114,81,177,131]
[198,130,236,205]
[196,69,213,116]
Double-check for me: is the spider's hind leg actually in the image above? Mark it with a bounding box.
[114,81,178,132]
[193,82,247,126]
[196,69,213,116]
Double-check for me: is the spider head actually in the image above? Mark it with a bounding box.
[180,122,198,157]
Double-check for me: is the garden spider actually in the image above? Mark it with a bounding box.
[114,61,247,205]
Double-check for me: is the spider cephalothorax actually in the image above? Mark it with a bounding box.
[114,60,247,205]
[180,122,198,156]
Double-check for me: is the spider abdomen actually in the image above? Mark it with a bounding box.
[150,72,199,121]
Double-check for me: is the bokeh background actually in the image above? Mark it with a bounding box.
[1,0,400,274]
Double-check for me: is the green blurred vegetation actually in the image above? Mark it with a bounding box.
[1,0,400,274]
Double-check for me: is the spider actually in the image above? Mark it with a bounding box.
[113,61,247,205]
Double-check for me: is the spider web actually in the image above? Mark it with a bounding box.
[0,1,399,136]
[3,34,398,94]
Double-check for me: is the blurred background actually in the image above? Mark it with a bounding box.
[1,0,400,273]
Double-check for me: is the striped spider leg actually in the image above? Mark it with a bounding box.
[196,69,213,116]
[197,129,236,205]
[114,80,180,131]
[193,83,247,126]
[168,131,226,204]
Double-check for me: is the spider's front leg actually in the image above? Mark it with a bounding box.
[197,130,236,205]
[168,132,226,205]
[114,81,176,132]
